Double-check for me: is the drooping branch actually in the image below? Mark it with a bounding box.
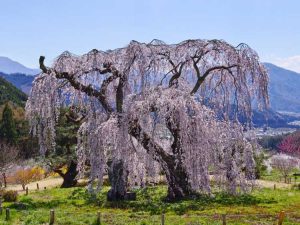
[116,54,136,112]
[190,64,238,95]
[128,119,172,163]
[39,56,113,113]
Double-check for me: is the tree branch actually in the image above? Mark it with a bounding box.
[39,56,113,113]
[190,65,238,95]
[128,119,173,163]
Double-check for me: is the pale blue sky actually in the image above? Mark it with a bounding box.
[0,0,300,71]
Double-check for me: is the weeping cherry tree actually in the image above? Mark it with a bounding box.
[26,39,269,200]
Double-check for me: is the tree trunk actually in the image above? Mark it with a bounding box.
[2,173,7,188]
[129,119,192,200]
[107,159,128,201]
[164,115,193,200]
[59,160,78,188]
[163,157,192,200]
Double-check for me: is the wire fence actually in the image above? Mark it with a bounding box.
[1,207,300,225]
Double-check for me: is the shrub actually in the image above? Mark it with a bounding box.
[12,167,45,190]
[2,190,18,202]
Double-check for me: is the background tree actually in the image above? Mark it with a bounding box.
[26,39,269,200]
[45,107,83,188]
[12,167,44,190]
[271,154,297,183]
[253,152,268,179]
[0,103,17,144]
[278,131,300,158]
[258,134,287,151]
[0,102,39,159]
[0,141,19,188]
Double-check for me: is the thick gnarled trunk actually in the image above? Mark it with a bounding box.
[164,158,192,200]
[55,160,78,188]
[129,119,192,200]
[164,113,193,200]
[107,159,128,201]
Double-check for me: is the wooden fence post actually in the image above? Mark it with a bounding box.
[278,211,285,225]
[49,209,55,225]
[161,213,165,225]
[26,187,29,195]
[5,208,10,220]
[96,211,101,225]
[222,214,227,225]
[37,183,39,190]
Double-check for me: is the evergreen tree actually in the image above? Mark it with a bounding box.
[45,107,83,188]
[0,103,17,144]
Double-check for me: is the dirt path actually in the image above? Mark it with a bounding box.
[5,177,63,193]
[4,177,293,194]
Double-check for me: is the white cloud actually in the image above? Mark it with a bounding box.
[269,55,300,73]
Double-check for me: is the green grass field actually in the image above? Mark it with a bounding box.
[0,185,300,225]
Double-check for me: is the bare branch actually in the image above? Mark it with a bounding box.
[190,65,238,95]
[39,56,113,113]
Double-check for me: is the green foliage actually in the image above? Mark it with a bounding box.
[258,134,287,151]
[46,108,80,167]
[0,76,27,106]
[0,185,299,224]
[1,190,18,202]
[254,152,268,179]
[0,103,17,143]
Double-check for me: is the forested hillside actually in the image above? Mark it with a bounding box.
[0,76,27,106]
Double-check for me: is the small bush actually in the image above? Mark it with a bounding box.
[2,190,18,202]
[11,167,45,190]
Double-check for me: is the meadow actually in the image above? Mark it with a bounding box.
[0,184,300,225]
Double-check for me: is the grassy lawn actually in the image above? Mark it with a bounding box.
[0,185,300,224]
[261,168,300,184]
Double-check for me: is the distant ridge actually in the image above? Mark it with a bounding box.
[264,63,300,113]
[0,72,35,95]
[0,56,300,115]
[0,56,40,75]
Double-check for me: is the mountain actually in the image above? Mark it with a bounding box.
[0,72,35,95]
[0,56,40,75]
[264,63,300,113]
[0,76,27,107]
[0,57,299,126]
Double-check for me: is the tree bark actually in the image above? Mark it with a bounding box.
[107,159,128,201]
[163,157,192,200]
[2,173,7,188]
[128,119,192,200]
[55,160,78,188]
